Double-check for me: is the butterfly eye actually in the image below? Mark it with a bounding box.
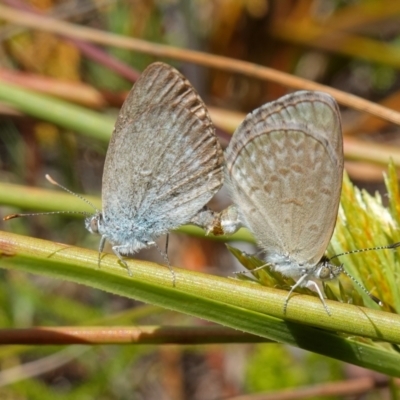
[91,217,99,234]
[316,266,332,280]
[85,216,99,234]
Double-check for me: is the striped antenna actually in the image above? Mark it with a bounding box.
[328,243,400,306]
[340,268,382,306]
[3,175,96,221]
[329,242,400,261]
[45,174,98,211]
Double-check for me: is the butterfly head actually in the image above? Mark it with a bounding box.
[314,257,343,281]
[85,212,103,235]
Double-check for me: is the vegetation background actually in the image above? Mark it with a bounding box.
[1,0,400,399]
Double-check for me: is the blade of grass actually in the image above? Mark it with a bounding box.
[0,81,114,141]
[1,231,400,376]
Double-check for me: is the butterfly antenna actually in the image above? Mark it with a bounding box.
[329,242,400,261]
[45,174,98,211]
[339,268,382,306]
[3,175,97,221]
[3,210,90,221]
[328,243,400,306]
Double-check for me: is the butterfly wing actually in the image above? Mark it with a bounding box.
[102,62,223,241]
[226,91,343,265]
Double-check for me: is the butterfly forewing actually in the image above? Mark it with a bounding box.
[102,62,224,238]
[226,91,343,265]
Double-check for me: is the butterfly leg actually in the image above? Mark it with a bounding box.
[234,262,269,276]
[283,273,309,315]
[111,245,133,277]
[155,240,176,287]
[305,280,331,316]
[97,235,132,276]
[97,235,107,269]
[283,273,331,316]
[165,233,169,255]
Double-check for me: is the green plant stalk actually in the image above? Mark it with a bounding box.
[0,81,114,141]
[1,231,400,376]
